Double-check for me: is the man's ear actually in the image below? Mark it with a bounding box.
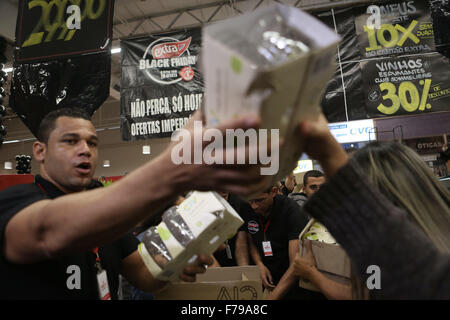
[33,141,46,163]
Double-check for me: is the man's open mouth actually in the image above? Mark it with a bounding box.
[75,162,92,174]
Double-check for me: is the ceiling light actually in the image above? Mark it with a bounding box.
[103,160,111,167]
[111,48,121,54]
[143,145,151,155]
[3,140,20,144]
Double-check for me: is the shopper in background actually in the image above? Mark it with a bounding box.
[0,107,269,299]
[213,192,253,267]
[302,170,325,199]
[294,141,450,299]
[288,170,325,208]
[246,186,324,299]
[279,172,296,196]
[291,114,450,299]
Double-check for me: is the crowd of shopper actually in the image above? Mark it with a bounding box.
[0,107,449,300]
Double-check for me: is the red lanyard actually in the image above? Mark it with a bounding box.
[92,247,103,272]
[93,247,100,262]
[35,182,46,194]
[260,217,271,241]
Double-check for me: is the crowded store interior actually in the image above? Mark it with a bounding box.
[0,0,449,302]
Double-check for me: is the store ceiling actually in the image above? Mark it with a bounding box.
[0,0,380,140]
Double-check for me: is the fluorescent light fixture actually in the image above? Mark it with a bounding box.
[103,160,110,167]
[4,161,13,170]
[3,140,20,144]
[3,67,13,73]
[111,48,121,54]
[142,145,151,155]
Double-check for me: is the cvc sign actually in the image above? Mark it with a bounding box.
[329,119,376,144]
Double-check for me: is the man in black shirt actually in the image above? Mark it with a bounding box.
[0,107,267,299]
[247,186,326,300]
[246,186,312,298]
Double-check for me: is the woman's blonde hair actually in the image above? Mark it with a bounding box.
[353,141,450,253]
[350,141,450,299]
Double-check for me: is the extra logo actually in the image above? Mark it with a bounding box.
[247,221,260,234]
[152,37,191,59]
[140,36,197,85]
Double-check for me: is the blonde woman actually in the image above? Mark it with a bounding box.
[286,114,450,299]
[293,140,450,299]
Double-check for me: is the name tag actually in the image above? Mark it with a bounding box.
[225,241,232,259]
[97,270,111,300]
[262,241,273,257]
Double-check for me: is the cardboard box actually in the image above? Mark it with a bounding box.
[298,219,351,292]
[202,3,340,183]
[154,266,263,300]
[139,192,244,282]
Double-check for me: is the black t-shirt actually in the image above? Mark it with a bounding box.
[246,195,309,284]
[214,194,254,267]
[0,175,139,300]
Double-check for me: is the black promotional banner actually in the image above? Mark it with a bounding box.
[10,0,115,137]
[120,28,203,141]
[315,0,450,123]
[354,0,434,59]
[430,0,450,59]
[361,53,450,117]
[315,8,367,122]
[15,0,115,63]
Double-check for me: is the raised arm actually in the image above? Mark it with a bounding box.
[297,113,450,299]
[4,112,269,264]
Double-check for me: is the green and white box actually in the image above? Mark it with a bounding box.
[139,191,244,281]
[202,3,340,182]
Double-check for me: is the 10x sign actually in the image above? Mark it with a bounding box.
[15,0,115,63]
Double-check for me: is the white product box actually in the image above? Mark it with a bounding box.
[202,3,341,182]
[138,191,244,281]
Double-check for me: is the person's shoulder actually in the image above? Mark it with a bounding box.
[288,192,307,200]
[0,183,42,199]
[276,194,306,217]
[276,194,299,207]
[0,183,45,219]
[288,192,308,206]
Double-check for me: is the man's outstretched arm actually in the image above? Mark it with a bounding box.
[4,113,269,264]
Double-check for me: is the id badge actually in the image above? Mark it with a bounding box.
[225,241,232,259]
[97,270,111,300]
[262,241,273,257]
